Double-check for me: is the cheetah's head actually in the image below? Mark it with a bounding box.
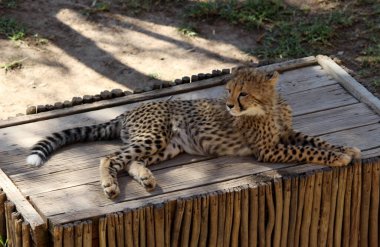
[225,67,279,117]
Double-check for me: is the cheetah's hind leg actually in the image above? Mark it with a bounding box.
[100,139,165,198]
[283,131,361,159]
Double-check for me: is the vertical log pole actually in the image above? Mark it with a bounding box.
[11,212,21,247]
[249,185,259,247]
[116,212,125,247]
[273,179,283,247]
[106,214,116,247]
[53,225,63,247]
[224,189,234,247]
[0,191,6,240]
[145,207,154,247]
[132,209,140,247]
[5,201,15,247]
[171,199,185,247]
[318,169,333,247]
[21,222,31,247]
[217,193,226,247]
[99,217,107,247]
[334,168,348,247]
[294,176,307,247]
[198,195,209,247]
[14,218,22,247]
[124,210,133,247]
[231,188,242,247]
[240,187,249,247]
[190,196,201,247]
[154,204,165,247]
[164,200,176,247]
[180,199,193,247]
[360,162,372,247]
[342,166,354,247]
[63,223,74,247]
[287,177,299,247]
[265,183,275,247]
[74,221,83,247]
[82,220,92,247]
[258,184,266,247]
[208,192,218,247]
[369,159,379,247]
[327,168,339,247]
[280,178,291,247]
[139,208,146,247]
[350,161,362,247]
[309,172,323,247]
[300,174,315,247]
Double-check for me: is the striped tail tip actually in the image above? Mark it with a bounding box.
[26,154,45,167]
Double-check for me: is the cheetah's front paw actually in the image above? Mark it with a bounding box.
[344,147,361,159]
[136,169,157,192]
[331,153,352,167]
[101,177,120,199]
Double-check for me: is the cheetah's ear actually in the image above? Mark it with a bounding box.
[266,71,280,85]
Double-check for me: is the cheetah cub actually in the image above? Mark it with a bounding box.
[27,67,360,198]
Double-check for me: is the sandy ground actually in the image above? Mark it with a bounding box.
[0,0,258,119]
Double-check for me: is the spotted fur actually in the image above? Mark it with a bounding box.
[27,68,360,198]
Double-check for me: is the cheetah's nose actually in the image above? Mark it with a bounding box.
[226,104,234,110]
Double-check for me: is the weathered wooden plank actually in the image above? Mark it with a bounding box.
[278,76,334,95]
[261,56,317,73]
[47,163,329,226]
[320,123,380,151]
[278,65,327,84]
[30,158,292,217]
[0,169,47,246]
[293,103,380,136]
[285,84,358,117]
[14,154,214,196]
[362,148,380,159]
[317,55,380,115]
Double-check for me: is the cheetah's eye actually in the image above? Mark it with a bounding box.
[239,92,248,97]
[226,89,231,94]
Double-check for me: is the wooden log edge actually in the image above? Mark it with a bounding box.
[0,56,317,129]
[317,55,380,115]
[0,169,47,246]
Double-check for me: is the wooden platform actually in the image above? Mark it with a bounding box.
[0,55,379,246]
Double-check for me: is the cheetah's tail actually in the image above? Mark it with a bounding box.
[26,116,123,167]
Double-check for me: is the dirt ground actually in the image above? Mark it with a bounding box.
[0,0,378,120]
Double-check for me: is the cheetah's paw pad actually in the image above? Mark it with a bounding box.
[344,147,361,159]
[102,181,120,199]
[138,172,157,191]
[332,153,352,167]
